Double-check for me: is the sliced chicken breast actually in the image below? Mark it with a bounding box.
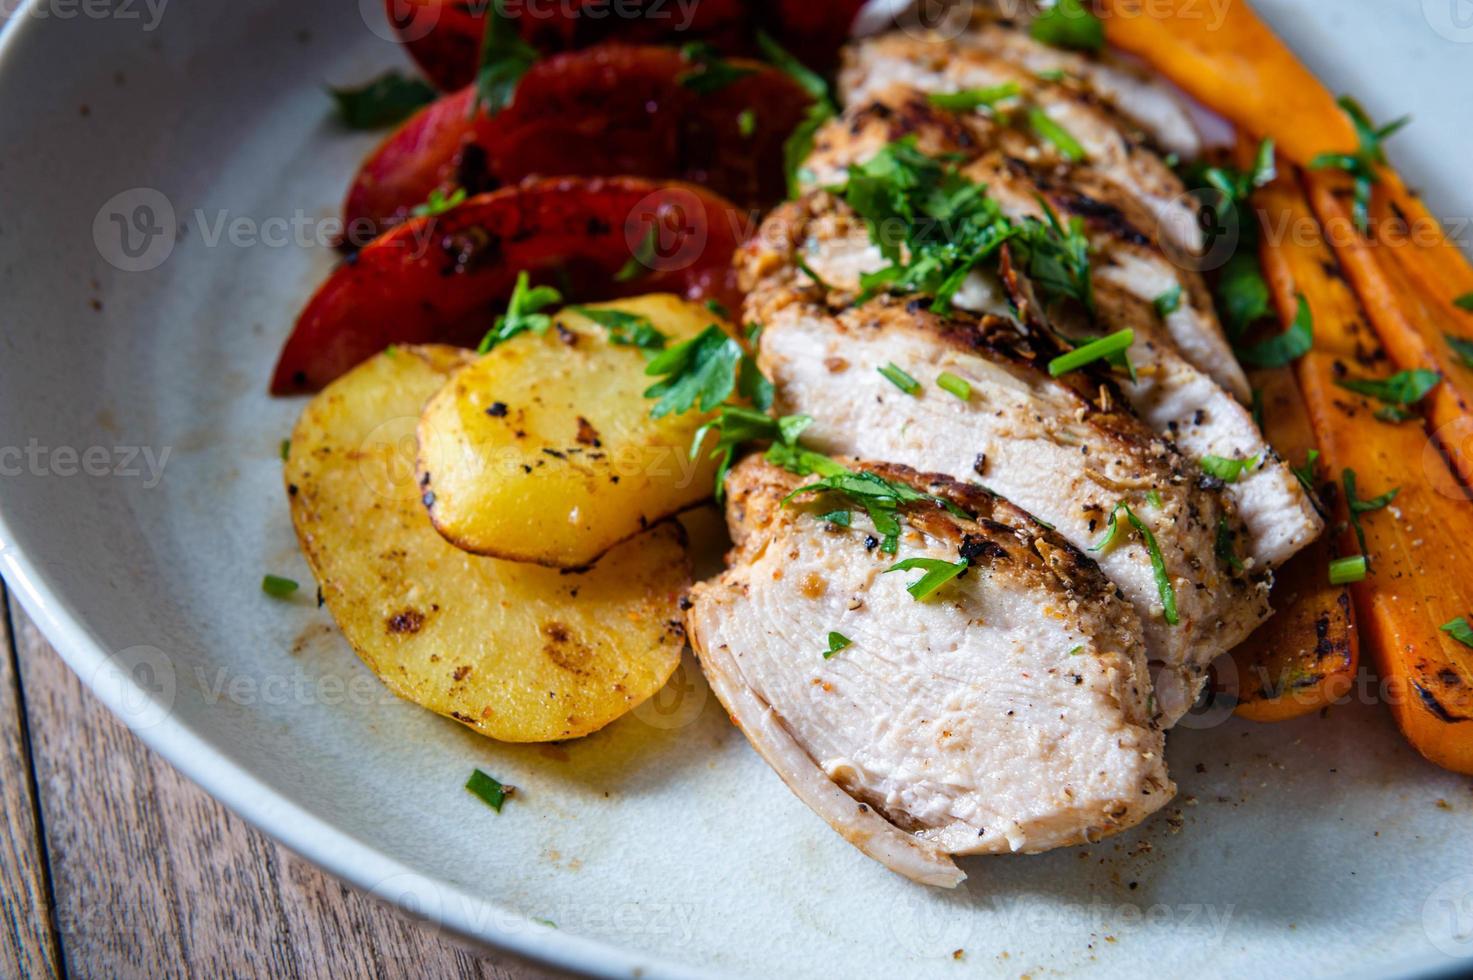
[839,32,1204,257]
[687,456,1173,885]
[743,287,1271,721]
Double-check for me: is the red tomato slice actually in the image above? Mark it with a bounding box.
[342,45,811,240]
[386,0,749,92]
[274,177,745,394]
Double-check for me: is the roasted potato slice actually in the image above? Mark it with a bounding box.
[417,294,723,568]
[286,344,688,742]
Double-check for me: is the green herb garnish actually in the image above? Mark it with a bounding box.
[737,108,756,138]
[1454,293,1473,312]
[1048,329,1133,376]
[643,325,744,419]
[1441,617,1473,649]
[780,462,968,556]
[411,186,467,218]
[567,306,668,353]
[1200,454,1261,483]
[1235,294,1313,368]
[927,83,1022,113]
[1215,515,1244,571]
[1446,334,1473,368]
[329,71,436,129]
[1153,284,1182,318]
[616,226,659,283]
[1342,468,1398,561]
[471,0,538,116]
[678,42,756,93]
[822,631,853,659]
[878,362,921,395]
[1328,555,1367,584]
[691,407,810,502]
[937,372,972,401]
[1029,0,1105,52]
[279,439,291,461]
[1028,107,1087,162]
[885,557,970,601]
[262,574,299,598]
[466,769,511,812]
[1291,449,1321,494]
[477,271,561,353]
[1335,368,1440,422]
[1309,96,1409,233]
[756,31,836,198]
[1090,503,1178,624]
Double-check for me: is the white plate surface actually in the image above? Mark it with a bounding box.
[1,1,1472,976]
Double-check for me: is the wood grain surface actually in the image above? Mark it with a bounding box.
[0,584,564,979]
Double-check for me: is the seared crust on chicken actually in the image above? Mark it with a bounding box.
[686,456,1173,886]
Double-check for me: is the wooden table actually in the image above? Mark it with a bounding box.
[0,583,561,978]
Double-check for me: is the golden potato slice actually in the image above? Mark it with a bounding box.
[286,345,688,742]
[416,294,722,567]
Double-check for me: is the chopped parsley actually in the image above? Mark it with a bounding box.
[1068,644,1084,655]
[936,372,972,401]
[568,306,668,353]
[1216,251,1273,340]
[1335,368,1440,423]
[819,508,852,527]
[886,557,970,601]
[677,42,756,93]
[262,574,299,598]
[466,769,512,812]
[756,31,836,198]
[1214,515,1243,571]
[705,298,731,320]
[279,439,291,461]
[643,325,745,418]
[1309,96,1410,233]
[1291,449,1321,494]
[1028,107,1087,162]
[1153,284,1182,318]
[1235,294,1313,368]
[878,362,921,395]
[737,108,756,138]
[1342,468,1398,562]
[927,83,1022,113]
[822,631,852,659]
[1199,454,1261,483]
[471,0,539,116]
[1446,334,1473,368]
[1146,489,1163,509]
[1328,555,1367,585]
[1455,293,1473,312]
[1048,329,1133,377]
[779,461,968,556]
[795,256,832,290]
[616,226,659,283]
[691,406,810,502]
[1441,617,1473,649]
[477,272,561,353]
[411,186,467,218]
[1090,502,1179,624]
[329,71,436,129]
[1029,0,1105,52]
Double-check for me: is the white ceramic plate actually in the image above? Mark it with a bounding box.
[2,1,1472,976]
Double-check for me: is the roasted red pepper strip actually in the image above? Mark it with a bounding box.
[386,0,749,92]
[274,176,745,394]
[344,45,810,239]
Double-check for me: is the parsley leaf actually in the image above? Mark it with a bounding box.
[1309,96,1409,233]
[262,574,299,598]
[329,71,436,129]
[1291,449,1321,495]
[477,271,561,353]
[677,42,756,93]
[778,461,969,556]
[568,306,668,353]
[878,362,921,394]
[1215,514,1244,571]
[472,0,539,116]
[885,557,970,601]
[1154,284,1182,318]
[1446,333,1473,367]
[1235,294,1313,368]
[616,226,658,283]
[1455,293,1473,312]
[927,83,1022,113]
[1048,329,1133,376]
[737,108,756,138]
[756,31,836,198]
[411,186,467,218]
[1342,468,1398,562]
[690,406,810,503]
[1028,107,1087,162]
[1029,0,1105,52]
[1335,369,1440,419]
[643,325,743,419]
[1441,617,1473,649]
[822,631,852,659]
[1199,454,1261,483]
[1090,503,1179,624]
[1217,251,1273,340]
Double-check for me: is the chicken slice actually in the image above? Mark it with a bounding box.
[744,287,1271,721]
[838,32,1204,257]
[686,456,1173,885]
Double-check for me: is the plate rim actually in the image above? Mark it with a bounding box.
[0,2,1465,977]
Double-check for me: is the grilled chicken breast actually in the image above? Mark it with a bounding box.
[759,87,1322,568]
[686,456,1173,885]
[743,282,1270,720]
[840,32,1204,256]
